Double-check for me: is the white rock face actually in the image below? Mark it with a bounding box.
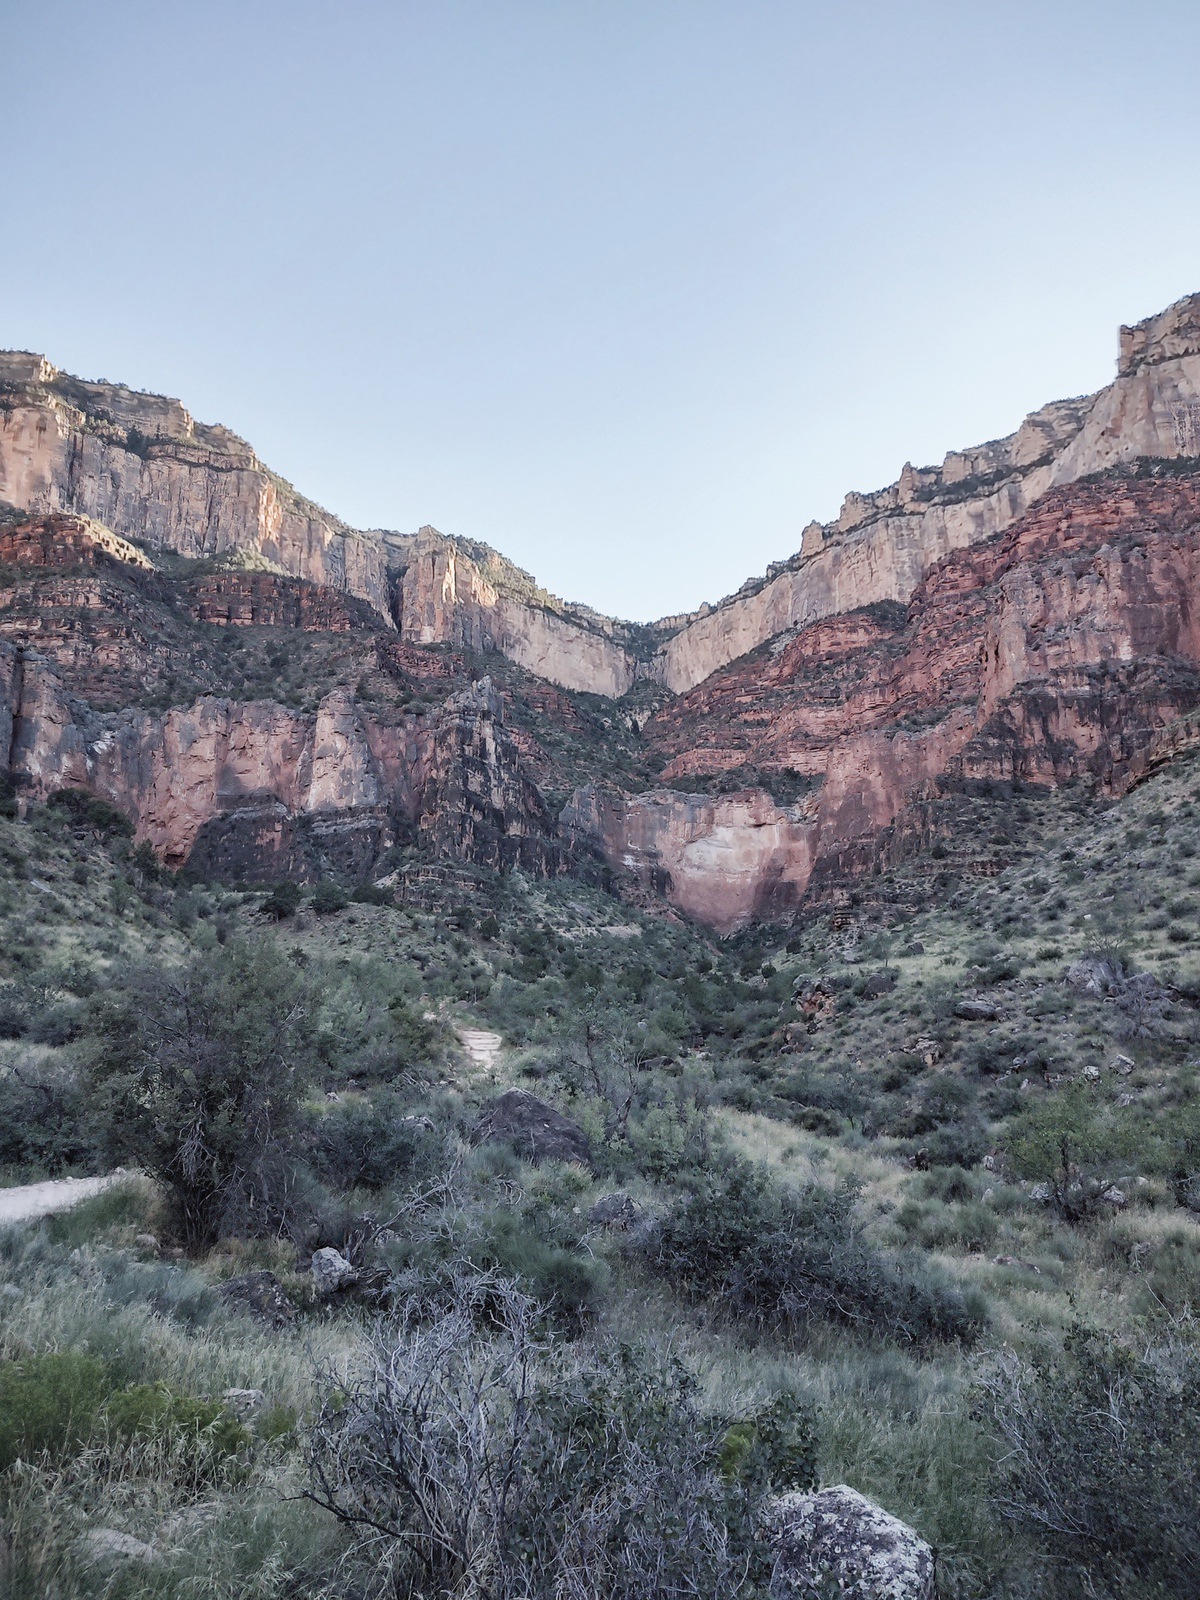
[762,1484,935,1599]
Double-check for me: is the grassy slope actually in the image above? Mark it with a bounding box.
[1,750,1199,1596]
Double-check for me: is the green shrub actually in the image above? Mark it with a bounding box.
[478,1211,608,1328]
[311,879,349,915]
[105,1382,249,1478]
[46,787,134,838]
[300,1094,438,1190]
[645,1160,983,1345]
[0,1351,111,1469]
[260,879,302,919]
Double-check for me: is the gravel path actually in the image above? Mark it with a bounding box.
[0,1173,120,1226]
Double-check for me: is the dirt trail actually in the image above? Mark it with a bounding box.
[0,1173,121,1226]
[458,1028,503,1073]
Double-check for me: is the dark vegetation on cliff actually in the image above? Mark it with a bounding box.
[2,737,1200,1597]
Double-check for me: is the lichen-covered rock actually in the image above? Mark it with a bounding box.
[762,1484,934,1599]
[587,1191,640,1229]
[310,1247,357,1296]
[218,1271,297,1327]
[473,1089,591,1166]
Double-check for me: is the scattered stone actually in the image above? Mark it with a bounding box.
[218,1271,297,1327]
[587,1192,641,1230]
[901,941,925,956]
[863,970,897,998]
[1028,1184,1052,1204]
[982,1188,994,1203]
[223,1387,266,1416]
[133,1233,160,1255]
[761,1484,934,1599]
[1111,1053,1135,1075]
[311,1247,358,1295]
[472,1089,591,1166]
[905,1036,942,1066]
[1101,1186,1127,1207]
[955,999,999,1022]
[78,1529,160,1566]
[1082,1063,1101,1082]
[1117,1093,1137,1108]
[400,1114,436,1133]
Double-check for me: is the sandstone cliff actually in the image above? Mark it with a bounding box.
[385,525,673,697]
[565,463,1200,931]
[0,353,391,620]
[0,638,558,884]
[650,293,1200,693]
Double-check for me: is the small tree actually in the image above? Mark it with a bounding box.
[86,937,315,1248]
[1006,1085,1138,1222]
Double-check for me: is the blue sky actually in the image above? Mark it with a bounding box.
[3,1,1199,620]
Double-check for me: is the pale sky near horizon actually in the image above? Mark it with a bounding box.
[3,1,1199,621]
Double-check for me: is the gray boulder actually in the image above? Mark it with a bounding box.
[311,1247,358,1296]
[588,1191,641,1230]
[223,1387,266,1416]
[1068,956,1124,995]
[762,1484,934,1599]
[954,998,999,1021]
[473,1089,591,1166]
[78,1529,160,1566]
[218,1271,297,1327]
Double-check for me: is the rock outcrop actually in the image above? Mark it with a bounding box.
[0,643,558,883]
[0,353,391,620]
[651,293,1200,693]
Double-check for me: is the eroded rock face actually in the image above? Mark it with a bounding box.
[0,645,559,884]
[652,295,1200,693]
[0,355,391,620]
[571,467,1200,930]
[393,527,645,697]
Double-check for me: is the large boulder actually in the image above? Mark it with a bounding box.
[472,1089,591,1166]
[588,1191,641,1230]
[762,1484,934,1599]
[218,1271,297,1327]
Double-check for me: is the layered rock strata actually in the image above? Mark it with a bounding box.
[388,526,653,697]
[566,466,1200,930]
[0,354,390,619]
[0,643,556,883]
[650,293,1200,693]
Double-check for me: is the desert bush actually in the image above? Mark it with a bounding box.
[105,1382,249,1483]
[644,1160,983,1345]
[305,1270,803,1599]
[0,1053,96,1174]
[46,787,133,839]
[311,878,349,915]
[300,1093,440,1190]
[1006,1085,1140,1222]
[979,1328,1200,1596]
[84,935,316,1248]
[260,879,302,919]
